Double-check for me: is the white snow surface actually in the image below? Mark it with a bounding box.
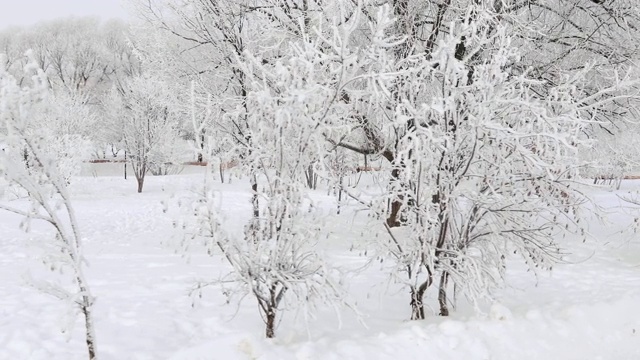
[1,167,640,359]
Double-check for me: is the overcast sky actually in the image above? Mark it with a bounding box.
[0,0,130,29]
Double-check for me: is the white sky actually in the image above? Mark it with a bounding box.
[0,0,130,29]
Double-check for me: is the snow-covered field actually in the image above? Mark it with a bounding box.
[1,167,640,360]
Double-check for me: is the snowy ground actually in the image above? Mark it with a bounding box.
[1,166,640,359]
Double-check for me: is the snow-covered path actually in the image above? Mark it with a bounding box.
[1,174,639,359]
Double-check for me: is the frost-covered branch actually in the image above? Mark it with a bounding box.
[0,51,98,359]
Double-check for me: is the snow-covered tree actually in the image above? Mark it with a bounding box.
[34,91,95,181]
[314,0,640,318]
[109,73,182,192]
[135,0,347,192]
[358,18,600,318]
[174,24,355,337]
[0,18,137,160]
[0,52,97,359]
[136,0,640,323]
[181,177,344,338]
[232,3,640,320]
[136,0,270,217]
[581,116,640,188]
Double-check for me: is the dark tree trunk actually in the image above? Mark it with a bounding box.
[265,306,276,338]
[337,176,343,215]
[136,176,144,193]
[124,150,127,180]
[76,277,97,360]
[409,268,433,320]
[197,131,205,163]
[409,277,431,320]
[81,300,97,359]
[387,198,403,227]
[305,164,316,189]
[410,286,425,320]
[305,167,311,188]
[438,271,450,316]
[386,167,403,227]
[246,173,259,242]
[251,175,259,218]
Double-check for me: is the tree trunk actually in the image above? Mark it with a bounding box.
[219,162,225,183]
[246,173,259,242]
[387,198,403,227]
[81,297,97,359]
[124,150,127,180]
[23,147,30,168]
[438,271,450,316]
[410,284,426,320]
[136,176,144,193]
[305,164,315,189]
[386,167,403,227]
[265,306,276,338]
[251,173,259,218]
[337,176,343,215]
[197,131,205,163]
[75,274,97,359]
